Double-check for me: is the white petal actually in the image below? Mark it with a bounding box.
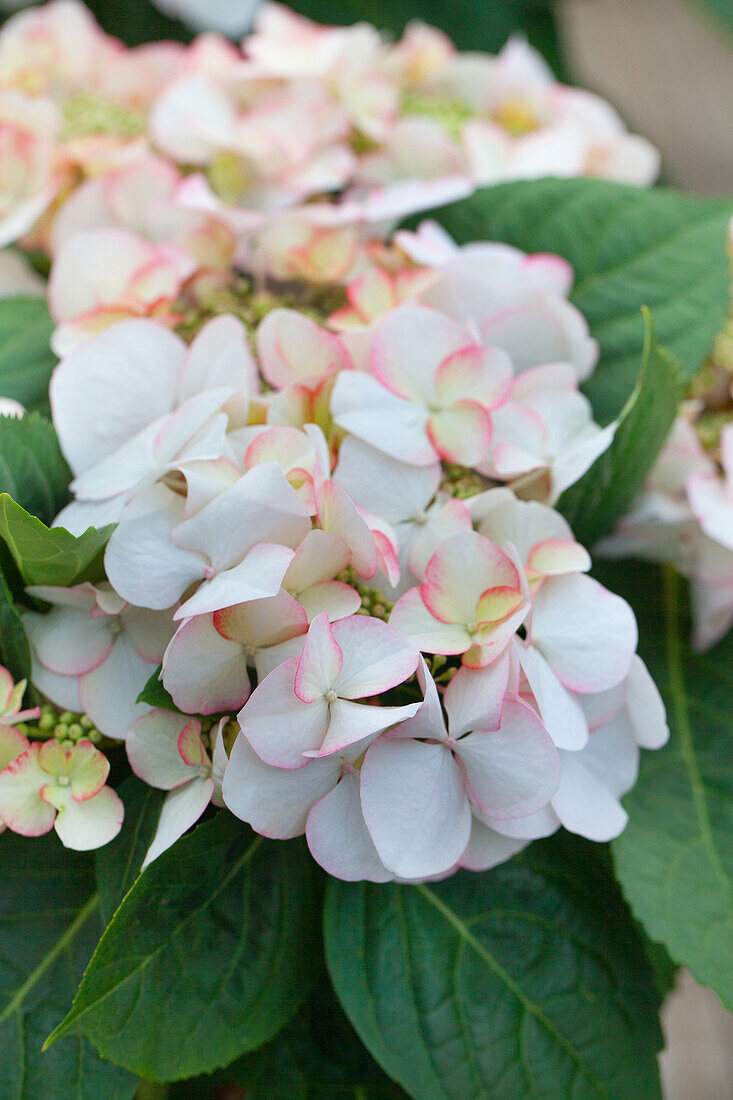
[330,371,434,466]
[223,734,341,838]
[126,709,199,789]
[163,616,251,715]
[53,785,124,851]
[455,698,560,819]
[142,779,214,867]
[626,654,669,749]
[360,737,471,879]
[306,772,392,882]
[519,644,589,750]
[319,698,420,757]
[174,543,295,620]
[29,606,112,676]
[79,635,156,739]
[444,654,511,736]
[332,615,418,699]
[551,750,628,842]
[531,574,637,693]
[239,659,329,768]
[460,818,528,872]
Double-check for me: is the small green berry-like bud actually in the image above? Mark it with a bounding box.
[54,723,68,739]
[67,723,84,740]
[60,739,74,750]
[89,728,102,743]
[39,711,56,731]
[80,715,94,729]
[59,712,74,725]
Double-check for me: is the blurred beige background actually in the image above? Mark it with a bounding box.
[559,0,733,193]
[559,3,733,1097]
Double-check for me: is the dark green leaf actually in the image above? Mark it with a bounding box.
[48,814,318,1081]
[0,297,56,414]
[0,413,70,525]
[558,308,682,545]
[95,776,165,924]
[286,0,561,60]
[226,978,408,1099]
[325,833,663,1100]
[136,665,178,712]
[0,494,111,586]
[0,565,30,680]
[427,179,733,422]
[0,833,138,1100]
[609,563,733,1009]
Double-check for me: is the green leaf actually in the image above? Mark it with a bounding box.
[692,0,733,34]
[225,980,408,1099]
[325,833,663,1100]
[0,565,30,680]
[95,776,165,925]
[285,0,561,59]
[0,833,138,1100]
[0,297,56,414]
[557,308,682,545]
[48,814,319,1081]
[427,179,733,422]
[610,563,733,1009]
[136,665,178,713]
[0,494,111,586]
[0,413,71,525]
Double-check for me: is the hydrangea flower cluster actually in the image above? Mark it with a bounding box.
[0,220,671,881]
[0,0,658,331]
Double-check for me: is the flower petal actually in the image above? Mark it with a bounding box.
[240,658,330,769]
[127,710,199,790]
[332,615,419,699]
[306,772,393,882]
[141,779,214,868]
[163,615,251,715]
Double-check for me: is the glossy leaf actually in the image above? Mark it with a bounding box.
[0,297,56,414]
[558,308,682,545]
[610,563,733,1009]
[428,179,733,422]
[48,814,318,1081]
[95,776,165,924]
[0,494,111,586]
[0,833,138,1100]
[0,565,30,680]
[0,413,70,526]
[325,833,663,1099]
[137,665,178,713]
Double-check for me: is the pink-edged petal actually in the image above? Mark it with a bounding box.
[389,587,472,655]
[519,644,589,750]
[142,778,214,868]
[459,818,528,872]
[0,725,28,771]
[626,655,669,749]
[332,615,419,699]
[239,658,329,769]
[178,720,206,767]
[444,653,511,736]
[687,472,733,552]
[318,698,421,758]
[163,615,251,715]
[371,305,468,404]
[30,607,113,676]
[330,370,435,466]
[490,803,561,840]
[422,530,520,625]
[527,539,591,577]
[51,784,124,851]
[532,574,637,693]
[306,771,393,882]
[67,740,110,801]
[334,435,441,527]
[127,709,199,789]
[294,613,343,703]
[479,293,597,381]
[427,401,492,467]
[551,751,628,842]
[79,635,155,739]
[360,737,471,879]
[174,542,295,621]
[26,649,82,713]
[408,498,474,582]
[257,308,350,389]
[0,743,55,836]
[456,698,560,820]
[316,479,377,579]
[179,313,258,416]
[223,734,341,838]
[434,345,512,410]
